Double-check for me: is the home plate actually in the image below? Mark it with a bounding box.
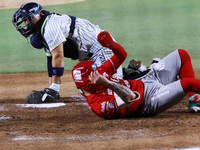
[16,103,66,108]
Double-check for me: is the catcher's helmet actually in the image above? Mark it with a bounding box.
[72,60,103,92]
[12,2,43,38]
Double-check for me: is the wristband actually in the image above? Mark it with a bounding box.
[52,67,64,76]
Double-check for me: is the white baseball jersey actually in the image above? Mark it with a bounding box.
[41,14,123,78]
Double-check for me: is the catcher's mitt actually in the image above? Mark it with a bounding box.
[128,59,141,70]
[25,88,60,104]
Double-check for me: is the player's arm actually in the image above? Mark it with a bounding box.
[49,43,64,91]
[49,77,52,86]
[47,56,53,86]
[51,43,64,84]
[25,44,64,104]
[88,71,136,104]
[97,31,127,74]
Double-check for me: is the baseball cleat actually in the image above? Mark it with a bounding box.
[188,94,200,113]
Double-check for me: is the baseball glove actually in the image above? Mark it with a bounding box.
[25,88,60,104]
[128,59,141,70]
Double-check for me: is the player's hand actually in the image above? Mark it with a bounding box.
[89,71,109,86]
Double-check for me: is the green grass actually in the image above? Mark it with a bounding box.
[1,0,200,73]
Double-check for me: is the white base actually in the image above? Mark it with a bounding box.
[16,103,66,108]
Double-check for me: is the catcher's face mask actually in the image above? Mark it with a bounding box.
[12,2,43,38]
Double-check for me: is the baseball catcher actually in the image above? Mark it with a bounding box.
[12,2,125,104]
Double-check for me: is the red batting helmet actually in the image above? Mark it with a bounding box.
[72,60,97,90]
[72,60,104,92]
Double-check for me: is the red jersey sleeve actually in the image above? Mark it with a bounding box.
[85,92,122,119]
[84,75,145,119]
[100,41,127,75]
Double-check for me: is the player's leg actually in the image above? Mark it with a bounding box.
[140,78,200,116]
[151,77,200,114]
[152,49,199,112]
[139,80,186,117]
[180,78,200,112]
[178,49,195,95]
[177,49,200,112]
[152,49,181,85]
[153,49,194,83]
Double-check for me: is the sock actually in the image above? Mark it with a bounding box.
[178,49,196,98]
[180,78,200,94]
[49,83,60,93]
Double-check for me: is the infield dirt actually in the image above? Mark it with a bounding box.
[0,71,200,149]
[1,0,200,149]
